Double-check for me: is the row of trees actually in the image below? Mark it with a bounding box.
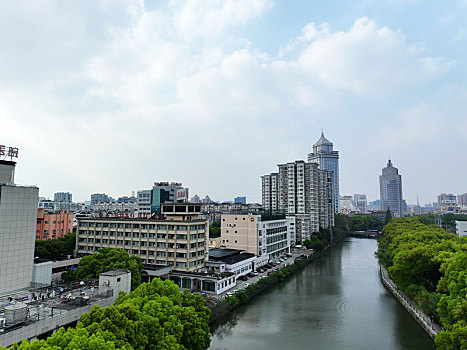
[376,217,467,349]
[34,233,76,259]
[4,278,211,350]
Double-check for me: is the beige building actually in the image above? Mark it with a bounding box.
[76,203,209,272]
[220,213,291,260]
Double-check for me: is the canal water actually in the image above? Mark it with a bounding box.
[209,237,435,350]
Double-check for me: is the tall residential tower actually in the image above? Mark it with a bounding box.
[308,132,340,213]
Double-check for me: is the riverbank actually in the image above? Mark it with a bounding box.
[380,265,442,339]
[209,246,326,325]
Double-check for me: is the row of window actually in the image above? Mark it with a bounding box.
[78,230,205,240]
[78,238,204,249]
[78,222,205,230]
[78,245,204,257]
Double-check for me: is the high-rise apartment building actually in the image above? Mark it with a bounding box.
[262,161,333,243]
[308,132,340,213]
[54,192,72,203]
[0,159,39,293]
[379,159,406,217]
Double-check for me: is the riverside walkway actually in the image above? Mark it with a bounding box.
[380,266,443,339]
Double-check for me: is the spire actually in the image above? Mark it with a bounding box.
[313,131,333,147]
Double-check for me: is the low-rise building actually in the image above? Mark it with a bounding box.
[36,209,74,240]
[206,248,256,278]
[456,220,467,237]
[220,213,291,260]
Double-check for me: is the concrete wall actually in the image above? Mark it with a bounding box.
[380,266,442,339]
[32,262,52,287]
[0,185,39,294]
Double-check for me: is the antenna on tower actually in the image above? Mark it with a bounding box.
[417,195,420,206]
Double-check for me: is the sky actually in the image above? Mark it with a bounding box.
[0,0,466,204]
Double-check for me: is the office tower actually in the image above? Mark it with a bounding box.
[379,159,406,217]
[308,132,340,213]
[0,159,39,293]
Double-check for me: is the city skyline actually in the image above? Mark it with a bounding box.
[1,1,466,204]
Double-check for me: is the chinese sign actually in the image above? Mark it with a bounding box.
[0,145,19,160]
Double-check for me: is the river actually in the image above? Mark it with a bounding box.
[209,237,435,350]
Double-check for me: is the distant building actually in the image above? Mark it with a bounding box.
[54,192,72,203]
[438,193,457,208]
[190,194,201,203]
[457,193,467,208]
[308,132,340,213]
[339,196,358,214]
[353,194,367,212]
[137,182,185,216]
[368,199,381,211]
[379,159,406,217]
[0,159,39,294]
[234,196,247,204]
[36,209,74,240]
[220,213,291,260]
[91,193,114,206]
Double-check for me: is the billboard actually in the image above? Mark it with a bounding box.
[176,188,189,202]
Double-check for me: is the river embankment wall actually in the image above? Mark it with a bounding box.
[379,265,442,340]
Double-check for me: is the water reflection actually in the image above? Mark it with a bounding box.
[210,238,435,350]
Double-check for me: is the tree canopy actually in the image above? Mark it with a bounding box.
[376,216,467,349]
[70,248,143,290]
[3,278,211,350]
[34,233,76,259]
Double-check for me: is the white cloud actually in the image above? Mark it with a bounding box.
[0,1,460,202]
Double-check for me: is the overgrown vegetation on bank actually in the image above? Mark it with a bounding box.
[3,278,211,350]
[376,217,467,349]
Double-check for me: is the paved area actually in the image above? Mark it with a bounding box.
[214,250,312,301]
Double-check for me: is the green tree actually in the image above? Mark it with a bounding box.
[34,233,76,259]
[209,221,221,238]
[384,207,392,225]
[74,248,143,290]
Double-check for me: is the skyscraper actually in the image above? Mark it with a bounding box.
[308,132,340,213]
[379,159,406,217]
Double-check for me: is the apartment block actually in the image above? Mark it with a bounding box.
[36,209,74,240]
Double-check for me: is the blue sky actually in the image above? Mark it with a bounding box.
[0,0,466,204]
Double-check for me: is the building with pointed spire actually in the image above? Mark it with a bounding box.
[379,159,406,217]
[308,132,340,213]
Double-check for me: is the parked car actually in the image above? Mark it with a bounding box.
[238,275,248,281]
[247,272,255,278]
[252,271,259,276]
